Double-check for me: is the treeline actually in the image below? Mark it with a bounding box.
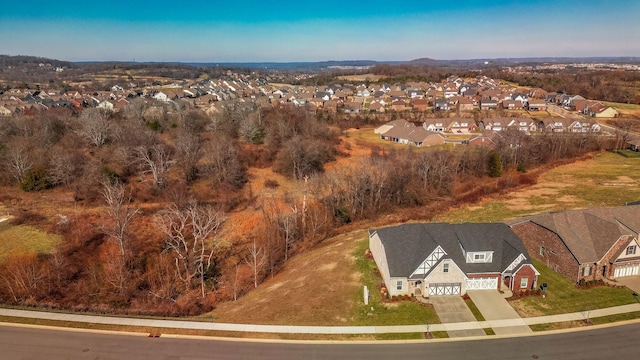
[0,55,254,92]
[0,102,341,314]
[0,103,609,315]
[483,68,640,104]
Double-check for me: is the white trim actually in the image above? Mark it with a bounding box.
[504,253,527,273]
[410,246,447,277]
[466,251,493,263]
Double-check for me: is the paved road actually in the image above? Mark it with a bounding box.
[2,322,640,360]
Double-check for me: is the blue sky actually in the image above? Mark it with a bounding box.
[1,0,638,62]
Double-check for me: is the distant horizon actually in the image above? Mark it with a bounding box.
[5,55,640,65]
[2,0,639,62]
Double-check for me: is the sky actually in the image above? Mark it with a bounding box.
[1,0,639,62]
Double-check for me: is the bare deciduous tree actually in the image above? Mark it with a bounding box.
[49,148,83,186]
[156,202,226,298]
[6,143,32,183]
[174,132,203,183]
[101,181,139,256]
[121,97,148,125]
[135,144,174,188]
[244,237,266,289]
[203,136,245,189]
[77,108,111,147]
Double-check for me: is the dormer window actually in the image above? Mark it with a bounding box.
[627,246,637,255]
[467,251,493,263]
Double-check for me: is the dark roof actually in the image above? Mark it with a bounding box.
[372,223,531,277]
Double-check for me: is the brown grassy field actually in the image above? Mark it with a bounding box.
[336,74,388,82]
[210,150,640,325]
[2,126,640,328]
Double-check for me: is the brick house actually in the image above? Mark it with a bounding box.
[508,206,640,283]
[369,223,539,297]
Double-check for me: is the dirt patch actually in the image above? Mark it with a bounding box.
[337,74,387,82]
[320,262,338,271]
[211,230,368,326]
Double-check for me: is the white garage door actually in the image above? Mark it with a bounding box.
[428,283,461,296]
[466,277,498,290]
[615,264,639,278]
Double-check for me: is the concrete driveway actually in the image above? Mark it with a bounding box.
[429,296,486,337]
[611,276,640,294]
[466,290,532,335]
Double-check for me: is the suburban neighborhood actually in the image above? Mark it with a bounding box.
[0,72,619,123]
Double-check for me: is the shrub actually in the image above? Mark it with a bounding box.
[20,167,53,192]
[264,179,279,189]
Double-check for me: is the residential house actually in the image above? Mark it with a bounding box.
[323,99,339,113]
[343,101,362,114]
[368,101,386,113]
[373,119,413,134]
[506,118,537,133]
[509,206,640,283]
[407,88,423,98]
[482,119,504,132]
[434,98,450,111]
[411,98,429,112]
[526,99,547,111]
[379,121,445,147]
[628,140,640,152]
[480,98,498,110]
[369,223,539,297]
[529,88,548,100]
[588,102,619,118]
[542,119,567,132]
[457,97,474,111]
[423,119,446,132]
[571,99,590,113]
[501,100,522,110]
[97,100,115,112]
[390,99,408,112]
[567,120,597,133]
[468,132,497,148]
[446,118,476,133]
[444,88,458,99]
[0,105,12,116]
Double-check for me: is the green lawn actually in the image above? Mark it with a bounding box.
[0,222,61,262]
[351,239,441,327]
[510,259,636,317]
[437,151,640,223]
[464,298,486,321]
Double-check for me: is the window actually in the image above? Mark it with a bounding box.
[582,266,591,277]
[396,280,403,291]
[443,263,449,273]
[540,246,546,256]
[474,253,485,261]
[626,246,636,255]
[520,277,528,289]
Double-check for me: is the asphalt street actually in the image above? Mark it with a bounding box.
[1,322,639,360]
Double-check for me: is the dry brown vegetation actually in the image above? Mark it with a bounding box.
[0,99,617,318]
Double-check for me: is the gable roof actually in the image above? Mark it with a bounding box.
[508,205,640,263]
[372,223,531,278]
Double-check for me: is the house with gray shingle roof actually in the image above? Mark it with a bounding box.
[508,205,640,283]
[369,223,538,297]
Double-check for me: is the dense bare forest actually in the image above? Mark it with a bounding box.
[0,97,612,315]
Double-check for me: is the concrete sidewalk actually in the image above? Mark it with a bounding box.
[2,303,640,335]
